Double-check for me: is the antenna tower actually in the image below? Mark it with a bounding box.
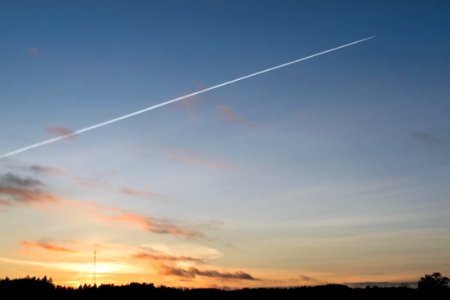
[93,249,97,286]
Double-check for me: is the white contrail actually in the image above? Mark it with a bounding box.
[0,36,375,159]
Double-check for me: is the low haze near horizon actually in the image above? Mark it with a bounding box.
[1,0,450,288]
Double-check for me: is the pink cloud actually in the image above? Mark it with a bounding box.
[0,173,200,239]
[176,80,208,114]
[120,187,159,198]
[167,149,231,170]
[21,240,78,254]
[45,126,76,137]
[217,104,251,126]
[27,47,40,56]
[70,200,203,239]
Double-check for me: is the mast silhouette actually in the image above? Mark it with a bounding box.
[93,249,97,286]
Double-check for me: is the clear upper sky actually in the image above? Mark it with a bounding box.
[0,0,449,287]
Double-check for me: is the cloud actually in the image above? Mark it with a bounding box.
[120,187,159,198]
[133,250,205,264]
[73,177,107,189]
[21,240,78,254]
[160,265,257,281]
[167,149,231,170]
[45,126,76,137]
[0,172,200,239]
[29,165,64,176]
[0,173,59,205]
[76,201,203,239]
[177,80,208,114]
[178,95,200,114]
[347,281,417,288]
[0,172,44,188]
[27,47,40,56]
[5,162,65,177]
[106,211,202,239]
[140,243,222,261]
[216,104,251,126]
[298,274,321,284]
[410,132,442,146]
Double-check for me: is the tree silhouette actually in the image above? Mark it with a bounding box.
[418,272,449,289]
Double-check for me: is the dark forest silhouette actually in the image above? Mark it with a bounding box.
[0,273,448,299]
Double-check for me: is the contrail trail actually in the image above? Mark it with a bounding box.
[0,36,375,159]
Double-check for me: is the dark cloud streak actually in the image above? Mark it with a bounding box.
[133,251,205,264]
[410,132,442,146]
[0,173,59,205]
[161,265,257,281]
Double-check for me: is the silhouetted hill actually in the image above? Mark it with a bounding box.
[0,276,449,299]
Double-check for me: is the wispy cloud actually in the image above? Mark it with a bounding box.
[176,80,209,114]
[27,166,161,200]
[27,47,41,56]
[410,132,442,146]
[27,165,160,200]
[73,201,203,239]
[133,250,205,264]
[21,240,78,254]
[0,172,44,188]
[160,265,257,281]
[167,149,231,170]
[28,165,65,176]
[217,104,252,126]
[0,172,200,239]
[1,37,375,160]
[120,187,160,199]
[177,94,200,115]
[46,126,76,138]
[298,274,322,284]
[73,177,108,189]
[0,173,59,205]
[298,274,316,282]
[99,210,202,239]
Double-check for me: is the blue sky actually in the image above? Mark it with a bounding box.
[0,0,449,287]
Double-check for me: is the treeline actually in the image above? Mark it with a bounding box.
[0,276,448,299]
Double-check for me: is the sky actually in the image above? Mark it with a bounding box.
[1,0,450,288]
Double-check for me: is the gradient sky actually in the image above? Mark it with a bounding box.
[1,0,450,288]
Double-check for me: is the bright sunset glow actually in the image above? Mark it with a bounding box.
[1,0,450,289]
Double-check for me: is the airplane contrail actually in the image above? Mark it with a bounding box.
[0,36,375,160]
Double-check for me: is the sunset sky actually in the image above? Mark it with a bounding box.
[1,0,450,288]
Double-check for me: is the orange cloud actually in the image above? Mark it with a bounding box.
[69,200,203,239]
[21,241,78,254]
[99,210,202,239]
[0,173,201,239]
[217,104,251,126]
[0,187,59,204]
[45,126,76,137]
